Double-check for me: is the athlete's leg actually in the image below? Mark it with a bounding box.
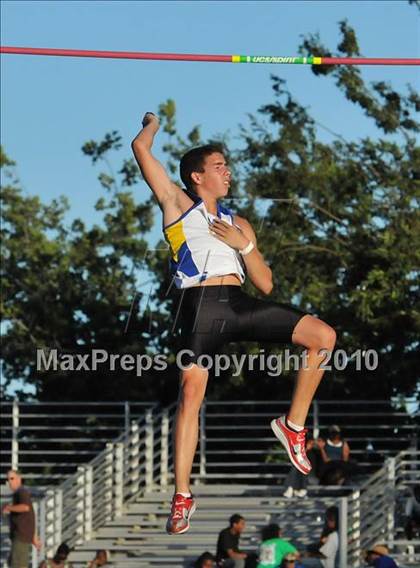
[174,364,209,493]
[289,315,337,425]
[234,294,336,474]
[230,292,335,427]
[172,286,233,493]
[168,286,232,533]
[167,363,208,534]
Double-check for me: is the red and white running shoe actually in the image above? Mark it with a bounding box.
[271,416,312,475]
[166,493,196,535]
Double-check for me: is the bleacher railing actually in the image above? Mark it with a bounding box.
[22,449,419,568]
[1,399,418,567]
[38,406,164,555]
[2,398,417,487]
[1,404,165,566]
[157,399,418,485]
[345,450,420,567]
[0,401,156,485]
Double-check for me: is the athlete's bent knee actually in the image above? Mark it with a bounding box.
[317,324,336,352]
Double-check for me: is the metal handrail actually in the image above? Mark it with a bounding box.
[194,399,418,484]
[0,401,157,485]
[1,401,417,568]
[21,408,156,561]
[345,450,420,567]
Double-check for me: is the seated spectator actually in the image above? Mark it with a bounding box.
[404,485,420,540]
[257,523,298,568]
[216,514,248,568]
[87,550,109,567]
[364,544,399,568]
[281,553,305,568]
[193,551,216,567]
[39,543,73,568]
[316,425,356,485]
[301,506,339,568]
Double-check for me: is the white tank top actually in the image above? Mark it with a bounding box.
[163,191,246,289]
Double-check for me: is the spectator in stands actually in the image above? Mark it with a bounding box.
[281,553,305,568]
[404,485,420,540]
[39,543,73,568]
[87,550,109,567]
[216,514,248,567]
[364,544,399,568]
[257,523,299,567]
[2,469,41,568]
[301,506,339,568]
[193,551,216,567]
[316,425,355,485]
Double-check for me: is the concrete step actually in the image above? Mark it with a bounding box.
[106,516,265,526]
[71,542,212,554]
[73,564,186,568]
[130,496,335,508]
[72,484,344,567]
[72,559,194,566]
[141,484,280,496]
[95,523,258,535]
[123,501,333,515]
[124,508,271,519]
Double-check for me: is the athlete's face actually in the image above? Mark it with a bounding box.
[192,152,231,197]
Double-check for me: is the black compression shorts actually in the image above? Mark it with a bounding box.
[173,285,309,366]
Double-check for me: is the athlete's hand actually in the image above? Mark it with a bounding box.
[209,218,249,250]
[141,112,160,132]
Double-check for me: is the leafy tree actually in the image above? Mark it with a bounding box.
[0,139,174,401]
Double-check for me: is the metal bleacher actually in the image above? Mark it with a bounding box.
[66,485,346,567]
[1,399,419,567]
[0,401,157,485]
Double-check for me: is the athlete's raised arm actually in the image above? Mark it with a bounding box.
[131,112,184,209]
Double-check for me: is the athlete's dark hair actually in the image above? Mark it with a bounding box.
[180,144,225,191]
[229,513,244,527]
[261,523,281,541]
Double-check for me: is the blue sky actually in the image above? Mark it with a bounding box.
[1,0,419,241]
